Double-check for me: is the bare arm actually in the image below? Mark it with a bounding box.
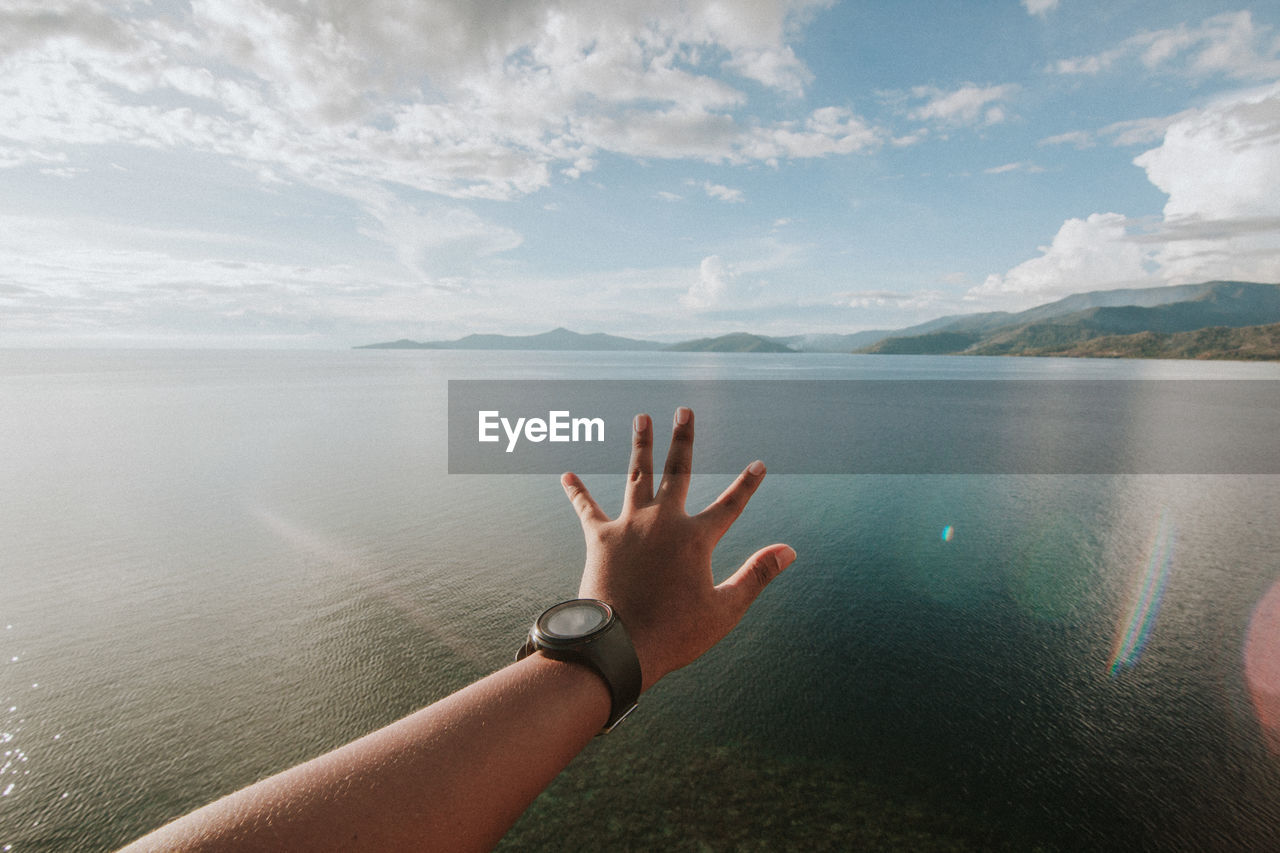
[121,407,794,852]
[123,655,609,852]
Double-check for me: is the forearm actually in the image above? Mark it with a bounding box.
[122,653,611,852]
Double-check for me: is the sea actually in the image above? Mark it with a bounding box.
[2,348,1279,851]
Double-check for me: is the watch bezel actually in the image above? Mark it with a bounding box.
[531,598,615,646]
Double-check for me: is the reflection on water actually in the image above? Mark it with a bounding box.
[1,350,1279,851]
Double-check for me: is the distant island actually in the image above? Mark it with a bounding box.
[356,328,793,353]
[664,332,794,353]
[357,281,1280,360]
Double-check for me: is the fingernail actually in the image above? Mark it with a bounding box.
[634,413,650,433]
[675,406,691,425]
[748,460,765,476]
[780,545,797,565]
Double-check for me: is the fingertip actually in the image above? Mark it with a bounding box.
[674,405,692,427]
[633,413,651,434]
[777,544,797,569]
[561,471,580,490]
[758,544,796,582]
[721,543,796,610]
[747,459,765,477]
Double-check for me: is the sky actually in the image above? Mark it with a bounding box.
[2,0,1279,347]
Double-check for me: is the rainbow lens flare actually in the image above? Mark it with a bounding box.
[1110,510,1176,675]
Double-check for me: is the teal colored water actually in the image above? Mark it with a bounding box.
[2,350,1279,850]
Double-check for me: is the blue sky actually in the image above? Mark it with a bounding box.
[2,0,1279,346]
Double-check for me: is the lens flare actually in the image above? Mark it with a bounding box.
[1110,509,1176,675]
[1244,578,1280,756]
[941,525,954,542]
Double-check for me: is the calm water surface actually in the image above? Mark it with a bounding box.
[2,349,1279,850]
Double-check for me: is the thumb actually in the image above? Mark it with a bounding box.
[717,543,796,615]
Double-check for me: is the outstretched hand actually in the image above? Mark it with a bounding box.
[117,406,794,853]
[561,406,796,692]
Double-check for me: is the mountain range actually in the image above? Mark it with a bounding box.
[357,281,1280,359]
[856,281,1280,357]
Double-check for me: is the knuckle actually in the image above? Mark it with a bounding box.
[750,554,780,589]
[664,458,692,476]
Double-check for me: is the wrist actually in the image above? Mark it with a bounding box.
[520,652,613,731]
[517,599,643,733]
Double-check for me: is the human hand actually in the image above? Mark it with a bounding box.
[561,406,795,692]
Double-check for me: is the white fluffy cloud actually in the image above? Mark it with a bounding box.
[968,213,1152,306]
[681,255,737,309]
[974,81,1280,308]
[1135,82,1280,221]
[1136,82,1280,287]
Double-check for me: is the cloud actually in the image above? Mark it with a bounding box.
[975,81,1280,309]
[741,106,884,163]
[1052,11,1280,81]
[0,0,864,207]
[724,43,812,97]
[1051,47,1127,76]
[1134,82,1280,221]
[1022,0,1059,17]
[1039,130,1094,148]
[1134,82,1280,286]
[681,255,737,309]
[1039,110,1198,149]
[353,188,525,280]
[0,0,897,344]
[0,212,441,345]
[833,289,947,310]
[0,145,68,169]
[577,108,742,161]
[692,180,745,203]
[984,161,1045,175]
[908,83,1018,127]
[967,213,1153,307]
[580,104,882,164]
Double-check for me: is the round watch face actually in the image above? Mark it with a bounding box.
[538,599,611,640]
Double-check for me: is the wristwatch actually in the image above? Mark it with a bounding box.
[516,598,642,734]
